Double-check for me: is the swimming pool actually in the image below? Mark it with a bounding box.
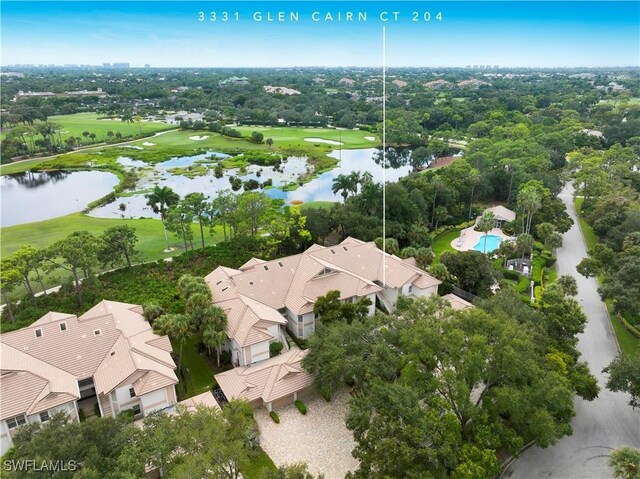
[474,234,502,253]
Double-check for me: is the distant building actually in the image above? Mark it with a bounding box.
[144,64,151,69]
[391,79,408,87]
[219,76,249,87]
[424,79,452,89]
[112,63,130,69]
[263,85,301,95]
[457,79,491,89]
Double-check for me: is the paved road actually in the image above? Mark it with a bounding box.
[504,183,639,479]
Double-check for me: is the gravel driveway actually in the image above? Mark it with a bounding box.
[255,390,358,479]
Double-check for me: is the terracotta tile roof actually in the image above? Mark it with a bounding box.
[205,238,440,345]
[442,294,474,311]
[0,301,178,419]
[485,205,516,222]
[215,349,313,404]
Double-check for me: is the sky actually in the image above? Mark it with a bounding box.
[1,1,639,68]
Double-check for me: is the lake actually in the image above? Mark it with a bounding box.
[0,171,120,227]
[0,148,414,225]
[89,148,411,219]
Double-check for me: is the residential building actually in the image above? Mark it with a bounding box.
[482,205,516,228]
[214,349,313,411]
[0,301,178,455]
[205,237,441,367]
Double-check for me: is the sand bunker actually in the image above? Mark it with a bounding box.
[364,136,375,141]
[122,145,144,150]
[304,137,343,145]
[142,142,155,146]
[189,135,209,141]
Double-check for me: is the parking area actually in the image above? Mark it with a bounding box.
[254,390,358,479]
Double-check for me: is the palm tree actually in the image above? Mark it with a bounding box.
[153,314,190,370]
[516,233,534,259]
[201,306,228,368]
[477,210,496,254]
[349,171,362,195]
[361,171,374,185]
[121,111,134,135]
[468,168,481,219]
[82,130,90,144]
[430,177,446,228]
[332,174,355,201]
[517,187,542,235]
[146,186,180,251]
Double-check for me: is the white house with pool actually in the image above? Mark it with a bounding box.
[452,205,515,254]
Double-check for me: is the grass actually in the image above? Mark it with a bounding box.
[176,336,218,400]
[432,228,461,261]
[574,198,597,251]
[299,200,334,211]
[0,113,172,144]
[574,197,639,356]
[1,213,224,298]
[2,127,376,177]
[240,448,278,478]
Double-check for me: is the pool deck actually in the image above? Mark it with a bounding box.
[451,225,512,252]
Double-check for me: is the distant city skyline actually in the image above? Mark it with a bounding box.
[1,1,638,68]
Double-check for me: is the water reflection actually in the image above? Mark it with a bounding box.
[1,171,119,227]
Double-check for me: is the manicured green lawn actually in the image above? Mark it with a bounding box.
[45,113,171,141]
[175,336,218,400]
[432,228,461,261]
[241,448,278,478]
[1,212,222,259]
[299,200,335,211]
[574,198,597,251]
[1,213,223,298]
[606,303,640,357]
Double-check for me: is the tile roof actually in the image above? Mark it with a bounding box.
[0,301,178,419]
[205,238,441,345]
[442,294,475,311]
[485,205,516,222]
[215,349,313,404]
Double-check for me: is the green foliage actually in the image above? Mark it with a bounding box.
[270,411,280,424]
[294,400,308,415]
[313,290,372,325]
[441,250,496,297]
[609,446,640,479]
[603,353,640,409]
[270,341,284,357]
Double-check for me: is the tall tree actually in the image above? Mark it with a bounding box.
[153,313,191,370]
[146,185,180,251]
[476,210,496,254]
[98,225,140,268]
[183,192,210,248]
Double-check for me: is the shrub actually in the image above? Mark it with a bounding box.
[269,341,284,357]
[502,269,520,281]
[438,281,454,296]
[270,411,280,423]
[294,400,307,415]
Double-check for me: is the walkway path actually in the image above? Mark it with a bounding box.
[504,183,639,478]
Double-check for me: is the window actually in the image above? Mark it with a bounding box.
[129,387,135,398]
[35,329,42,338]
[132,404,142,416]
[408,285,413,293]
[330,249,336,254]
[277,262,284,268]
[93,329,101,336]
[297,315,303,323]
[39,411,50,422]
[7,415,26,429]
[342,246,349,251]
[59,322,67,331]
[249,281,254,285]
[263,265,270,271]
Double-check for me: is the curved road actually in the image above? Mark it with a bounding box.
[504,183,639,478]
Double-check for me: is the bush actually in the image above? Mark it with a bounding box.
[438,281,454,296]
[269,341,284,357]
[502,269,520,281]
[294,400,307,415]
[321,390,332,402]
[270,411,280,424]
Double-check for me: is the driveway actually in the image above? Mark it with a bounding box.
[255,390,358,479]
[504,183,640,478]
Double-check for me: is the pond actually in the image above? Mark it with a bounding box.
[0,170,120,227]
[89,148,412,220]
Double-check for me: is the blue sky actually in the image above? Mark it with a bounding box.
[1,1,638,67]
